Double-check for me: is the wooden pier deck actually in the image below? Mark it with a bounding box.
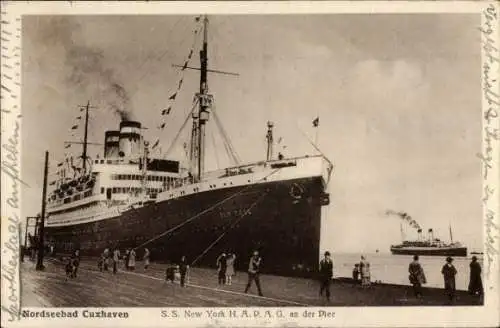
[21,258,482,307]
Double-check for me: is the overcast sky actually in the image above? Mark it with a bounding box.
[22,14,482,253]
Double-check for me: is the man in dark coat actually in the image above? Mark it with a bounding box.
[216,252,227,285]
[441,256,457,302]
[244,251,263,296]
[179,256,189,287]
[319,251,334,302]
[468,256,483,296]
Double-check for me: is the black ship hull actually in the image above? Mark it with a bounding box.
[390,246,467,257]
[46,176,328,277]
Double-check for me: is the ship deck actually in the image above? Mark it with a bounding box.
[21,257,482,307]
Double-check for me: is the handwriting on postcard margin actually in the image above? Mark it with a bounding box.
[479,4,500,279]
[1,117,22,322]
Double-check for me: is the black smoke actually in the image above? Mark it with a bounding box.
[34,16,132,120]
[385,209,422,231]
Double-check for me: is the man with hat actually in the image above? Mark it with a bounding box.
[319,251,334,302]
[441,256,457,302]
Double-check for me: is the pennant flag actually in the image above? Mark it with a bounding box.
[76,116,82,120]
[169,92,177,100]
[167,107,171,115]
[178,78,184,90]
[312,117,319,127]
[152,140,160,149]
[277,137,283,144]
[188,50,194,59]
[159,123,166,129]
[65,144,71,149]
[57,162,63,167]
[71,125,78,130]
[80,107,85,112]
[161,107,171,115]
[49,181,56,186]
[195,16,201,22]
[183,142,187,149]
[182,61,188,71]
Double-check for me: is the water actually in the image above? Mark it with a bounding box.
[332,252,483,291]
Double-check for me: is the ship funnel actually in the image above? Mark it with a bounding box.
[417,228,422,241]
[104,130,120,158]
[119,121,142,158]
[428,228,434,242]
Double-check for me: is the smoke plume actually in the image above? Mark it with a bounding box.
[35,17,133,121]
[385,209,422,230]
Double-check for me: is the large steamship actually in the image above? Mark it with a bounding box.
[42,16,333,277]
[390,227,467,257]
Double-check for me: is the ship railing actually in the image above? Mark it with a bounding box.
[200,155,322,181]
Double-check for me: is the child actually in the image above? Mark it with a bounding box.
[65,259,74,280]
[165,265,176,283]
[352,263,360,284]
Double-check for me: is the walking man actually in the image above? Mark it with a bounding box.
[129,249,136,271]
[319,251,333,302]
[179,256,189,287]
[408,255,426,298]
[441,256,457,303]
[71,250,80,278]
[113,247,121,274]
[244,251,263,296]
[143,248,150,270]
[216,252,227,285]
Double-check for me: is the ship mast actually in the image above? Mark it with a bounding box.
[449,224,453,243]
[266,121,274,161]
[81,100,90,173]
[196,15,211,181]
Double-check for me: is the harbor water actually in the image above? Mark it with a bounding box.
[333,252,483,291]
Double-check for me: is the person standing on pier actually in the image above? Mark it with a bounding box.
[71,250,80,278]
[216,252,227,285]
[125,249,130,270]
[408,255,426,298]
[359,255,371,288]
[143,248,150,271]
[244,251,263,296]
[225,253,236,285]
[113,247,121,274]
[441,256,457,303]
[179,256,189,287]
[468,256,483,296]
[103,248,110,271]
[129,249,136,271]
[319,251,334,302]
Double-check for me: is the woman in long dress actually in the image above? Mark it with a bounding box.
[129,249,136,271]
[359,255,371,288]
[225,254,236,285]
[143,248,150,270]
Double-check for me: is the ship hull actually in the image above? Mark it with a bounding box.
[390,246,467,257]
[46,176,327,277]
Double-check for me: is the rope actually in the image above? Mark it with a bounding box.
[132,168,281,251]
[212,106,241,165]
[190,190,269,266]
[163,98,199,158]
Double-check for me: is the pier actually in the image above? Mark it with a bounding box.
[21,257,482,307]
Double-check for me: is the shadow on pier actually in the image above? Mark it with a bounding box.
[21,258,483,307]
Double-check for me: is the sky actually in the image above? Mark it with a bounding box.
[21,14,482,253]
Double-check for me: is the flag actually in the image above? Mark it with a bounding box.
[188,49,194,59]
[65,144,71,149]
[57,162,63,167]
[161,107,172,115]
[312,117,319,127]
[76,116,82,120]
[49,181,56,186]
[178,78,184,90]
[277,137,283,144]
[80,107,85,112]
[159,123,166,129]
[169,92,177,100]
[71,125,78,130]
[152,140,159,149]
[195,16,201,22]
